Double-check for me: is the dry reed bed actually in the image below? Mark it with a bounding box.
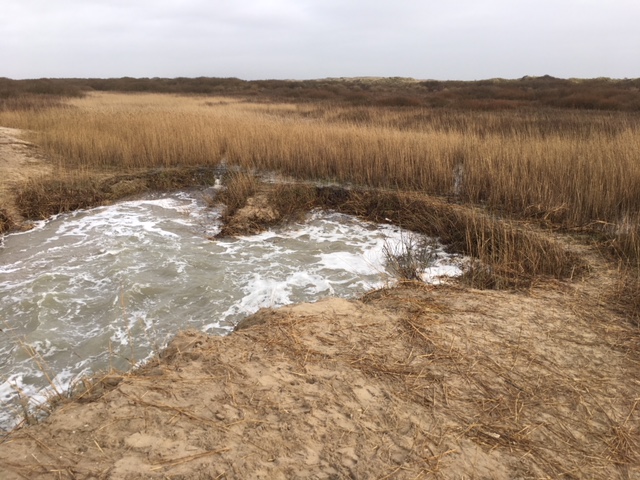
[0,92,638,300]
[2,93,638,230]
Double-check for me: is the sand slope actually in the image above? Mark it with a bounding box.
[1,275,638,478]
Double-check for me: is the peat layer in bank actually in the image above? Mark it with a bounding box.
[0,116,639,478]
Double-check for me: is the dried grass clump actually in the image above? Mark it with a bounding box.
[124,167,219,192]
[611,216,640,263]
[606,216,640,321]
[14,175,106,219]
[0,209,16,234]
[612,270,640,325]
[13,168,220,220]
[383,234,439,281]
[217,172,259,219]
[71,372,125,404]
[267,183,318,221]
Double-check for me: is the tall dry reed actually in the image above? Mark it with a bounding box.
[1,92,639,267]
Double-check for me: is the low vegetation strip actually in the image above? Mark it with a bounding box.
[316,188,587,288]
[193,178,586,289]
[12,168,220,219]
[3,75,640,110]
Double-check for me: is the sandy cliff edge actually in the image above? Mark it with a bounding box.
[0,278,638,479]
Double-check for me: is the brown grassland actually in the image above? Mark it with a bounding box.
[0,77,639,478]
[1,83,639,297]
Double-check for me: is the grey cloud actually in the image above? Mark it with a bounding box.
[3,0,639,79]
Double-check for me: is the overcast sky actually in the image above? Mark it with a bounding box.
[2,0,639,80]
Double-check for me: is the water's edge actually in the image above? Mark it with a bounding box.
[0,190,463,431]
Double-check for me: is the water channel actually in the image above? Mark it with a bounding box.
[0,190,462,430]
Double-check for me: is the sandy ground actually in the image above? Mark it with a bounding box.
[0,127,52,222]
[0,128,639,479]
[1,254,638,479]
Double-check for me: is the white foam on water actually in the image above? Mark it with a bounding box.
[422,264,465,284]
[0,191,464,431]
